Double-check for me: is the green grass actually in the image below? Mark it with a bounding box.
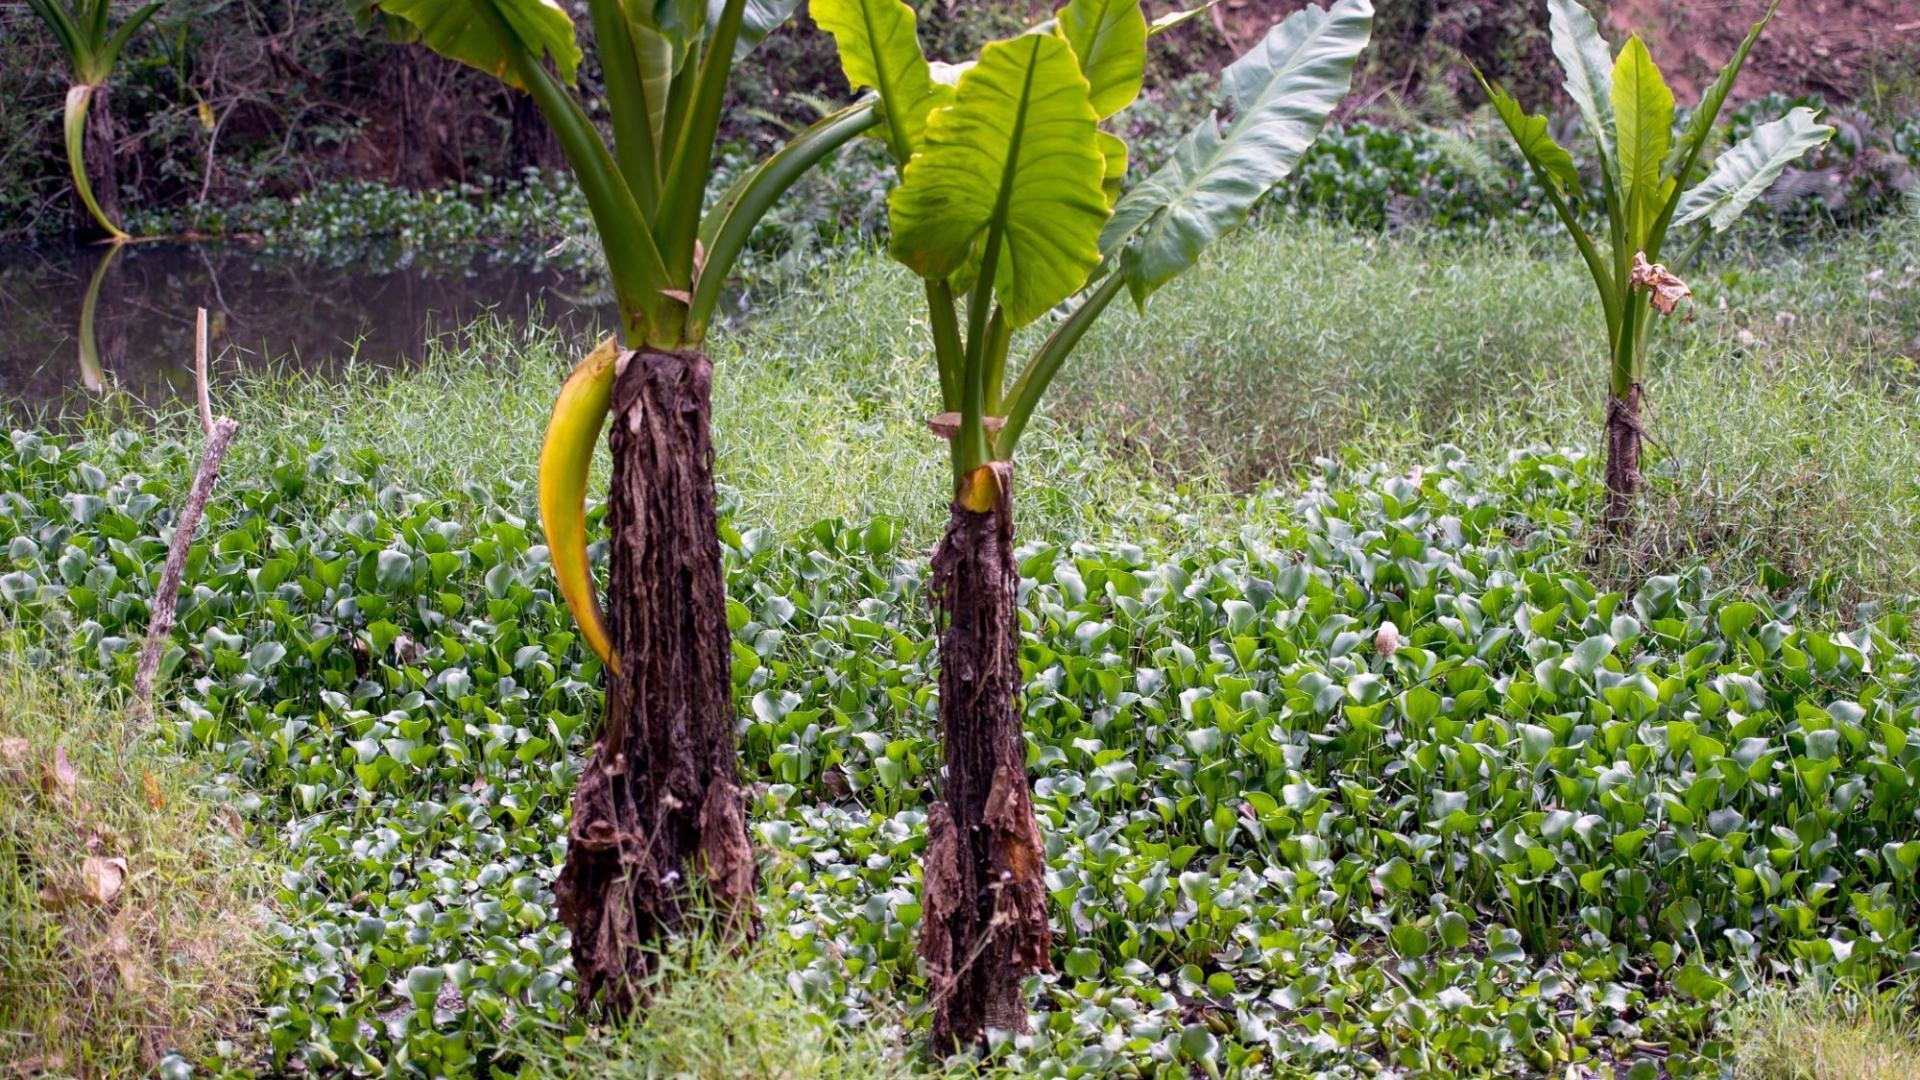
[0,656,269,1075]
[1727,978,1920,1080]
[508,936,917,1079]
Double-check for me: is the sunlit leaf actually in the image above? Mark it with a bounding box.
[376,0,582,89]
[1100,0,1371,304]
[1056,0,1147,119]
[887,32,1108,327]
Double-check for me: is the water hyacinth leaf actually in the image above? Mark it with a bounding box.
[375,0,582,89]
[1673,107,1834,231]
[1547,0,1614,166]
[1100,0,1372,305]
[1055,0,1147,119]
[810,0,945,160]
[887,32,1108,327]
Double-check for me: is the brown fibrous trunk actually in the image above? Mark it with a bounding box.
[1604,383,1644,536]
[921,462,1051,1051]
[555,348,755,1015]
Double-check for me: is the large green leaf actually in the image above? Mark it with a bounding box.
[710,0,799,57]
[888,32,1108,327]
[1548,0,1614,167]
[377,0,581,89]
[1477,71,1580,197]
[1096,129,1127,205]
[1610,35,1673,242]
[1056,0,1146,119]
[1673,106,1833,231]
[1100,0,1371,304]
[812,0,945,161]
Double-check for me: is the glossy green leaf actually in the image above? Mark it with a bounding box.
[376,0,582,89]
[1100,0,1371,305]
[1477,72,1581,198]
[1668,3,1775,181]
[1548,0,1614,166]
[1056,0,1146,119]
[1610,36,1673,242]
[1096,129,1127,206]
[1673,106,1834,231]
[717,0,800,58]
[887,32,1108,327]
[811,0,945,161]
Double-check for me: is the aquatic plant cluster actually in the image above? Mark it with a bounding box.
[5,429,1920,1075]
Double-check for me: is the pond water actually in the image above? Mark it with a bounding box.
[0,240,617,418]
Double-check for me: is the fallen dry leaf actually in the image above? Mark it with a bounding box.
[0,736,31,781]
[43,743,79,798]
[106,918,146,992]
[143,771,164,811]
[1630,252,1692,317]
[80,855,128,906]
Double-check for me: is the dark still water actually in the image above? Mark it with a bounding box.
[0,241,616,416]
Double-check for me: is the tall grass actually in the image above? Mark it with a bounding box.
[100,211,1920,595]
[1727,977,1920,1080]
[0,657,268,1073]
[508,936,920,1079]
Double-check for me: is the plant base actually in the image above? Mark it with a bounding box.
[555,348,755,1014]
[1605,384,1645,536]
[921,462,1051,1050]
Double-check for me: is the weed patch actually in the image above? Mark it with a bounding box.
[0,657,268,1074]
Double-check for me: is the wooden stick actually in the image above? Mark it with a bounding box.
[195,307,213,437]
[131,308,236,727]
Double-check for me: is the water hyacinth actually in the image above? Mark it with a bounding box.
[4,426,1919,1075]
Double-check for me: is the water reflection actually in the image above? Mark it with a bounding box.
[0,241,616,416]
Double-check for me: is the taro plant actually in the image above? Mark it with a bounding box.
[814,0,1372,1048]
[1475,0,1832,533]
[374,0,878,1012]
[25,0,166,241]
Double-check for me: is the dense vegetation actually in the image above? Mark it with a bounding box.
[1,211,1915,1073]
[3,0,1918,1075]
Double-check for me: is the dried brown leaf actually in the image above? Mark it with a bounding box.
[143,771,165,811]
[925,412,1008,440]
[43,743,79,798]
[1630,252,1693,317]
[0,736,31,781]
[106,918,146,992]
[80,855,128,906]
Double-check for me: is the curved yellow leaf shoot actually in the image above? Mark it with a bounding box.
[539,336,620,673]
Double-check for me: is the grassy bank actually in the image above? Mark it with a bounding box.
[0,659,268,1073]
[8,214,1920,1076]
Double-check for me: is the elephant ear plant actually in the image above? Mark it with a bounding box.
[25,0,166,240]
[376,0,878,1012]
[1476,0,1831,533]
[815,0,1372,1049]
